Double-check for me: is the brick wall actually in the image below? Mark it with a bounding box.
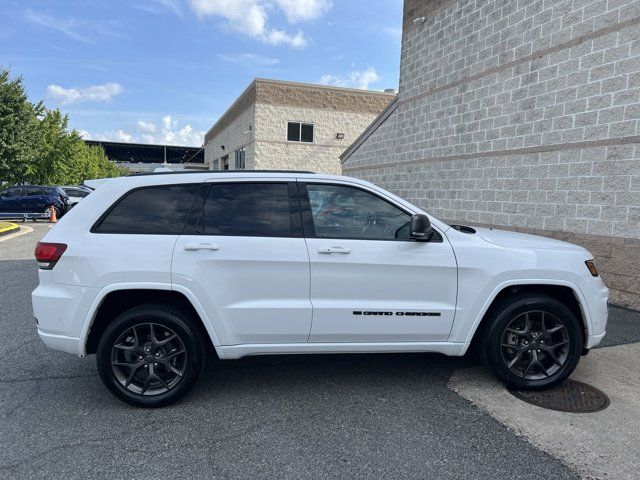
[343,0,640,309]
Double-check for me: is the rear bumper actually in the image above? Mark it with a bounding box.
[37,330,82,355]
[32,273,98,355]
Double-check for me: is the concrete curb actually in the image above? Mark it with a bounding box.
[0,223,20,237]
[0,225,33,243]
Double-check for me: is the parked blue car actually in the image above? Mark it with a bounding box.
[0,185,69,219]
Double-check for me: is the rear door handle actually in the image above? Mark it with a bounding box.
[183,243,220,251]
[318,246,351,255]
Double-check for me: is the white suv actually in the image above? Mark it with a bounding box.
[32,172,608,407]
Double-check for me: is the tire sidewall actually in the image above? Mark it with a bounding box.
[484,295,583,390]
[96,306,204,408]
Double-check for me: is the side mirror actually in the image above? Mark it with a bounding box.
[410,214,434,241]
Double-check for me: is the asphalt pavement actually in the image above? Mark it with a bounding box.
[0,223,634,479]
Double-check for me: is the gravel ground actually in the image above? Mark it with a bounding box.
[0,224,593,479]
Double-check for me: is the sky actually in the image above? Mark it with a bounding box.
[0,0,403,147]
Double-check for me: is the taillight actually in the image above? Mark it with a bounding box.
[35,242,67,270]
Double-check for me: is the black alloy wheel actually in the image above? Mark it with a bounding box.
[110,323,187,396]
[500,310,570,380]
[479,294,583,390]
[97,304,205,407]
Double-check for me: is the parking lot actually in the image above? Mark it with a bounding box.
[2,224,640,479]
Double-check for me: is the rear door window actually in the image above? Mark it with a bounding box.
[1,187,22,198]
[25,187,47,196]
[202,183,298,237]
[93,184,200,234]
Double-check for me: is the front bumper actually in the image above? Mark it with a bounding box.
[581,275,609,349]
[585,331,607,349]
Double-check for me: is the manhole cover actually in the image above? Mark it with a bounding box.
[509,379,610,413]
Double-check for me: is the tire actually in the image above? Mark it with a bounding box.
[96,304,205,407]
[478,293,583,390]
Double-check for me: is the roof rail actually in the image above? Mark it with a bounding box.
[129,170,316,177]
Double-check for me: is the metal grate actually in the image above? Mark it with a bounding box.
[510,380,610,413]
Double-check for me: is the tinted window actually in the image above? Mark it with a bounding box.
[25,187,49,196]
[235,147,246,170]
[64,188,89,197]
[301,123,314,143]
[94,185,199,234]
[306,184,411,240]
[203,183,294,237]
[0,187,20,197]
[287,122,314,143]
[287,122,300,142]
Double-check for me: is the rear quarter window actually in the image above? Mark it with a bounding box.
[93,184,200,235]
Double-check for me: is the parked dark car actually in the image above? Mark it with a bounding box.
[0,185,69,217]
[61,186,92,208]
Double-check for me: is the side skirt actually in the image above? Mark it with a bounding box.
[217,342,468,360]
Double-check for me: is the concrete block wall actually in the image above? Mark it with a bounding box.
[254,104,381,174]
[205,105,255,169]
[343,0,640,309]
[205,79,395,173]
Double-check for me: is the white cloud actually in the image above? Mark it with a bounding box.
[218,53,280,66]
[273,0,332,23]
[77,129,91,140]
[114,130,135,143]
[152,0,184,16]
[86,115,205,147]
[25,10,123,42]
[25,10,87,42]
[261,28,307,48]
[47,83,124,105]
[187,0,331,48]
[162,115,175,131]
[136,120,157,133]
[320,67,381,90]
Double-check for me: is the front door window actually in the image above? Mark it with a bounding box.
[306,184,411,240]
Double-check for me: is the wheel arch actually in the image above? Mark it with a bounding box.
[81,284,222,357]
[462,281,590,355]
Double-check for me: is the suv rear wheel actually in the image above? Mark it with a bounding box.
[479,293,583,390]
[96,304,205,407]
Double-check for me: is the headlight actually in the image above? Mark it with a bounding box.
[585,260,599,277]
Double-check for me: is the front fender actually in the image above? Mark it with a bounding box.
[450,278,593,354]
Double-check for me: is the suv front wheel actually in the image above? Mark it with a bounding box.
[96,304,205,407]
[479,294,584,390]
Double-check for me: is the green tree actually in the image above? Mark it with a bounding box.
[0,67,127,186]
[0,69,43,184]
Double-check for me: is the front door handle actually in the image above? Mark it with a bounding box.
[183,243,220,252]
[318,246,351,255]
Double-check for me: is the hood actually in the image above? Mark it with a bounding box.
[474,227,586,252]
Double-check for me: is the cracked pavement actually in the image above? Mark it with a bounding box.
[1,223,636,479]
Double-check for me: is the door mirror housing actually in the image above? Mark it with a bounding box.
[410,214,434,241]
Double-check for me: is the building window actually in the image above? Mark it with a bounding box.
[211,159,219,170]
[287,122,314,143]
[235,147,246,170]
[221,155,229,170]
